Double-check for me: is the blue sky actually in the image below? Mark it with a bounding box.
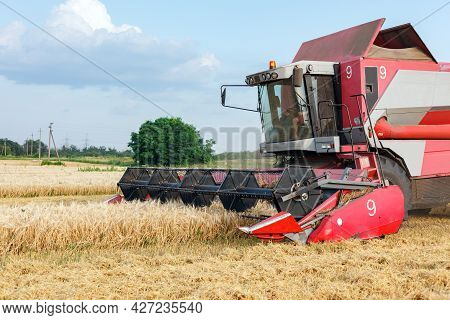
[0,0,449,152]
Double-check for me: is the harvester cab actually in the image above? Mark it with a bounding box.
[222,59,345,156]
[115,18,450,244]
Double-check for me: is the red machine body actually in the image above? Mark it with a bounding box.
[240,186,404,243]
[308,186,403,242]
[104,194,123,204]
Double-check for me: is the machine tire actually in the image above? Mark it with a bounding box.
[409,208,432,215]
[379,156,411,220]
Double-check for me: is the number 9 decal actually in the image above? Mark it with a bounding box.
[346,66,352,79]
[367,199,376,216]
[380,66,387,80]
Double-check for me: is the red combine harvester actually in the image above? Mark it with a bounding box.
[114,19,450,244]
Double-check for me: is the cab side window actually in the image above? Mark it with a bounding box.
[304,75,337,137]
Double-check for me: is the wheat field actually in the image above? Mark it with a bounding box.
[0,160,122,197]
[0,201,249,254]
[0,198,448,299]
[0,159,448,299]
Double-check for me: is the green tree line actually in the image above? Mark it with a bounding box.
[1,118,216,166]
[0,138,131,158]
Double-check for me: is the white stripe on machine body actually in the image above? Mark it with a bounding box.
[373,70,450,114]
[378,140,426,177]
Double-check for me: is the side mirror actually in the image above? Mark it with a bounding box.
[221,87,227,106]
[293,67,304,87]
[219,84,259,112]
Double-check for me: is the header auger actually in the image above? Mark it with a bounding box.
[112,18,449,244]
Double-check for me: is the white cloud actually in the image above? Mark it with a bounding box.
[0,0,220,88]
[167,53,221,82]
[0,21,25,50]
[48,0,142,35]
[199,53,220,69]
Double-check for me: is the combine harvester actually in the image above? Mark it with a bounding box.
[114,19,450,244]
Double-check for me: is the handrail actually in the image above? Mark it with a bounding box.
[350,94,386,186]
[317,100,355,164]
[334,103,355,164]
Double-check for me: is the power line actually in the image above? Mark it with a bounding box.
[413,1,449,26]
[369,2,450,58]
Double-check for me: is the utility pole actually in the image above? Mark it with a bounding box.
[49,123,59,159]
[31,133,34,157]
[26,138,29,156]
[84,134,88,151]
[38,128,41,159]
[48,123,52,159]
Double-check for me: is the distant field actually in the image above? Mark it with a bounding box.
[0,156,134,167]
[209,158,275,169]
[0,159,122,198]
[0,159,448,300]
[58,156,134,167]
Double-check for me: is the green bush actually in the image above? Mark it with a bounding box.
[77,166,122,172]
[41,160,65,166]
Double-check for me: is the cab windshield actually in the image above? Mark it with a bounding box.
[260,79,312,143]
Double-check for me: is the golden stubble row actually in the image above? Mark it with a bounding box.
[0,185,118,198]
